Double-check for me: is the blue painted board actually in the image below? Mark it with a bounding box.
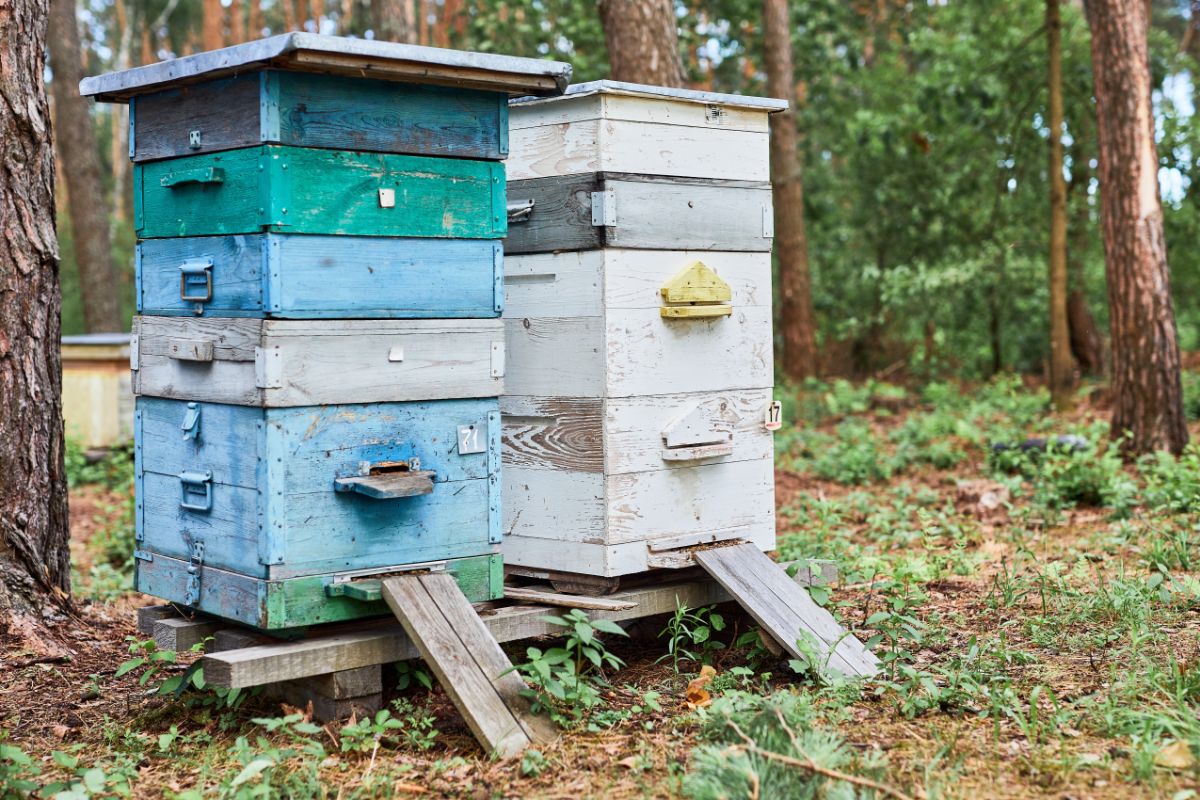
[137,234,503,318]
[129,70,509,162]
[135,398,502,581]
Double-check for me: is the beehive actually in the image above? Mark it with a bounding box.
[82,34,571,628]
[501,81,786,580]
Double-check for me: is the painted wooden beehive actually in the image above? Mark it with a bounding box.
[81,34,571,628]
[501,82,787,582]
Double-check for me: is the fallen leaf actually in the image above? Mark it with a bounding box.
[685,665,716,709]
[617,756,641,770]
[51,724,70,739]
[1156,740,1196,771]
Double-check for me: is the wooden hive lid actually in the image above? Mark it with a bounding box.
[80,33,572,102]
[510,79,789,113]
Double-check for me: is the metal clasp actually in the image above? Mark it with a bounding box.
[181,402,201,441]
[179,470,213,512]
[185,540,205,605]
[507,198,535,224]
[179,258,214,310]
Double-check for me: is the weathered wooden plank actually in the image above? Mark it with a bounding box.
[500,396,604,472]
[134,317,504,406]
[694,544,879,679]
[204,574,734,688]
[138,234,502,319]
[132,71,506,162]
[418,574,558,744]
[136,604,178,635]
[503,174,772,256]
[381,575,531,757]
[502,586,636,611]
[135,145,506,239]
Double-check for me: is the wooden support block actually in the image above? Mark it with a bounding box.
[694,543,878,679]
[136,605,179,635]
[210,629,271,653]
[152,617,223,652]
[381,573,557,758]
[273,684,383,722]
[502,586,637,611]
[291,666,383,700]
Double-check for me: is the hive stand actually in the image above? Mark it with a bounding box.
[136,555,873,757]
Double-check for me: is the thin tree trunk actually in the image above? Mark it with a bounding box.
[0,0,72,645]
[375,0,417,43]
[597,0,686,86]
[764,0,818,380]
[228,0,245,44]
[203,0,222,49]
[1067,121,1106,375]
[109,0,131,226]
[1047,0,1075,406]
[1085,0,1188,455]
[47,0,122,333]
[250,0,263,39]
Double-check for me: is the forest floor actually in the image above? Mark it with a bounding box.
[6,376,1200,799]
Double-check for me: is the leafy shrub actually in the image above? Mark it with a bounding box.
[1139,445,1200,514]
[792,420,902,485]
[658,603,727,672]
[65,439,133,489]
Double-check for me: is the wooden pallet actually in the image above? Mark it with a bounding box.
[137,557,860,755]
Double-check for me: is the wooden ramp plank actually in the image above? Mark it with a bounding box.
[694,544,879,678]
[380,574,548,757]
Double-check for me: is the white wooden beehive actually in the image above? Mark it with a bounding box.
[502,83,787,580]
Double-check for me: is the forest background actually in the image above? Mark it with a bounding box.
[55,0,1200,382]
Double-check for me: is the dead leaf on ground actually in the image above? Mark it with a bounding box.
[685,665,716,709]
[1155,740,1196,771]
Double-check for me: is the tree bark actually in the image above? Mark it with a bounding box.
[597,0,686,87]
[203,0,223,49]
[0,0,72,644]
[47,0,122,333]
[1085,0,1188,455]
[1047,0,1075,407]
[764,0,818,380]
[1067,121,1106,376]
[374,0,418,43]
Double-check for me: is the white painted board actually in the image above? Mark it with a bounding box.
[134,316,505,406]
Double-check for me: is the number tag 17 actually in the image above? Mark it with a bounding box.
[457,424,486,455]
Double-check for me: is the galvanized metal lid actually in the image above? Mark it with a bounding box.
[80,33,573,101]
[511,79,789,112]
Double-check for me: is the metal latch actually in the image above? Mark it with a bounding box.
[179,470,213,512]
[660,260,733,319]
[181,402,201,441]
[184,540,205,606]
[507,198,535,224]
[179,258,213,308]
[591,189,616,227]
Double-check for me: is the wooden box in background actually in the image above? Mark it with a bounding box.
[62,333,134,449]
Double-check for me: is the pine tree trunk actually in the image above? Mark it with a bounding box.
[1047,0,1075,406]
[597,0,686,86]
[764,0,818,380]
[1085,0,1188,455]
[203,0,223,48]
[47,0,121,333]
[0,0,72,643]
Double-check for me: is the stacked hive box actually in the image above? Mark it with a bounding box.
[81,34,570,630]
[501,81,787,585]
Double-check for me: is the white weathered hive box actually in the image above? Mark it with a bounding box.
[507,80,786,182]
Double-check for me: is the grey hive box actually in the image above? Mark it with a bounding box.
[501,82,787,581]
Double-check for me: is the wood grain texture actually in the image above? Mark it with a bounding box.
[507,116,770,182]
[138,234,503,319]
[201,565,830,688]
[504,174,773,255]
[695,544,879,678]
[499,395,604,472]
[135,145,506,239]
[503,307,771,398]
[129,71,506,162]
[134,316,505,406]
[502,586,636,611]
[135,397,501,582]
[381,574,534,757]
[508,92,770,132]
[135,551,503,629]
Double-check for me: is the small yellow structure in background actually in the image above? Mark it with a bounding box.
[61,333,133,449]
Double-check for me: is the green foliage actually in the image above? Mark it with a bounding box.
[338,703,438,754]
[684,691,889,800]
[505,610,629,728]
[65,440,133,489]
[214,715,327,800]
[116,637,248,710]
[658,602,727,672]
[1,742,41,798]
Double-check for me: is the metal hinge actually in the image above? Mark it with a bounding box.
[762,205,775,238]
[507,198,535,224]
[490,340,505,378]
[129,334,139,371]
[591,189,616,227]
[133,549,154,563]
[254,346,284,389]
[184,540,205,606]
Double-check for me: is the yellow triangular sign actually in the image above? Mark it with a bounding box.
[660,261,733,319]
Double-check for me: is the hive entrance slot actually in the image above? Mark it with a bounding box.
[334,459,436,499]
